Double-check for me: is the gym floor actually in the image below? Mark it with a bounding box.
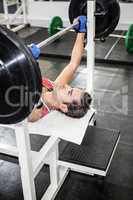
[0,55,133,200]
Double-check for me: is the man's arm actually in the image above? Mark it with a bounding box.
[54,33,85,85]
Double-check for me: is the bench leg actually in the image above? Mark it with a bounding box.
[15,122,36,200]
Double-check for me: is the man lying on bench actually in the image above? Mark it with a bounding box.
[28,16,92,122]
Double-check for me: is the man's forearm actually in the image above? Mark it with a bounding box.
[54,33,85,85]
[69,33,85,67]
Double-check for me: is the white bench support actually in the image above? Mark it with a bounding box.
[0,108,95,200]
[0,120,68,200]
[15,121,36,200]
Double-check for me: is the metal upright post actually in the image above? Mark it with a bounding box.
[22,0,27,24]
[87,0,95,96]
[3,0,10,29]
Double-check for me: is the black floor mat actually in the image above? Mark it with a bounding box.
[18,27,133,65]
[20,27,86,60]
[55,171,133,200]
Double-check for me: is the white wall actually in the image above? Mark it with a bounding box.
[0,1,133,30]
[118,3,133,30]
[27,1,70,27]
[27,1,133,30]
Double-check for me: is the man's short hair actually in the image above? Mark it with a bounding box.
[65,92,92,118]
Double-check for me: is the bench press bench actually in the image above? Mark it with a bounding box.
[0,108,120,200]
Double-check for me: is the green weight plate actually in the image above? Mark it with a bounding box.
[125,24,133,53]
[48,16,63,37]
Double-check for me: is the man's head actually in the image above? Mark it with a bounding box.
[52,84,92,118]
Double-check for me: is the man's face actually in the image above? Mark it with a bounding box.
[53,84,83,105]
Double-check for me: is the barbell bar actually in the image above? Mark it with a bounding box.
[49,25,75,35]
[29,18,79,59]
[48,16,75,37]
[109,34,126,39]
[37,19,79,49]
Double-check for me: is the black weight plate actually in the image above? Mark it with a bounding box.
[4,26,42,104]
[69,0,86,24]
[96,0,120,39]
[69,0,120,39]
[8,26,42,105]
[0,26,38,104]
[95,0,109,38]
[0,26,42,124]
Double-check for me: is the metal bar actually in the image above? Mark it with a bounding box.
[95,34,133,41]
[104,31,125,60]
[33,136,60,178]
[58,160,106,177]
[110,33,126,39]
[110,33,133,39]
[0,143,18,157]
[87,0,95,95]
[36,20,79,49]
[22,0,27,24]
[104,37,121,60]
[7,2,17,7]
[50,167,69,200]
[9,5,22,23]
[3,0,10,29]
[12,24,26,32]
[105,134,120,175]
[57,27,75,32]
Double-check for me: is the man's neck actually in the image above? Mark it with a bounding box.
[42,91,59,109]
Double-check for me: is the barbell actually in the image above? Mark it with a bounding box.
[0,18,79,124]
[109,24,133,53]
[0,0,120,124]
[48,16,77,37]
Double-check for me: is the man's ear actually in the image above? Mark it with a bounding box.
[59,103,68,113]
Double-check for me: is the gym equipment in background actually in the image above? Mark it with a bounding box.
[48,16,64,36]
